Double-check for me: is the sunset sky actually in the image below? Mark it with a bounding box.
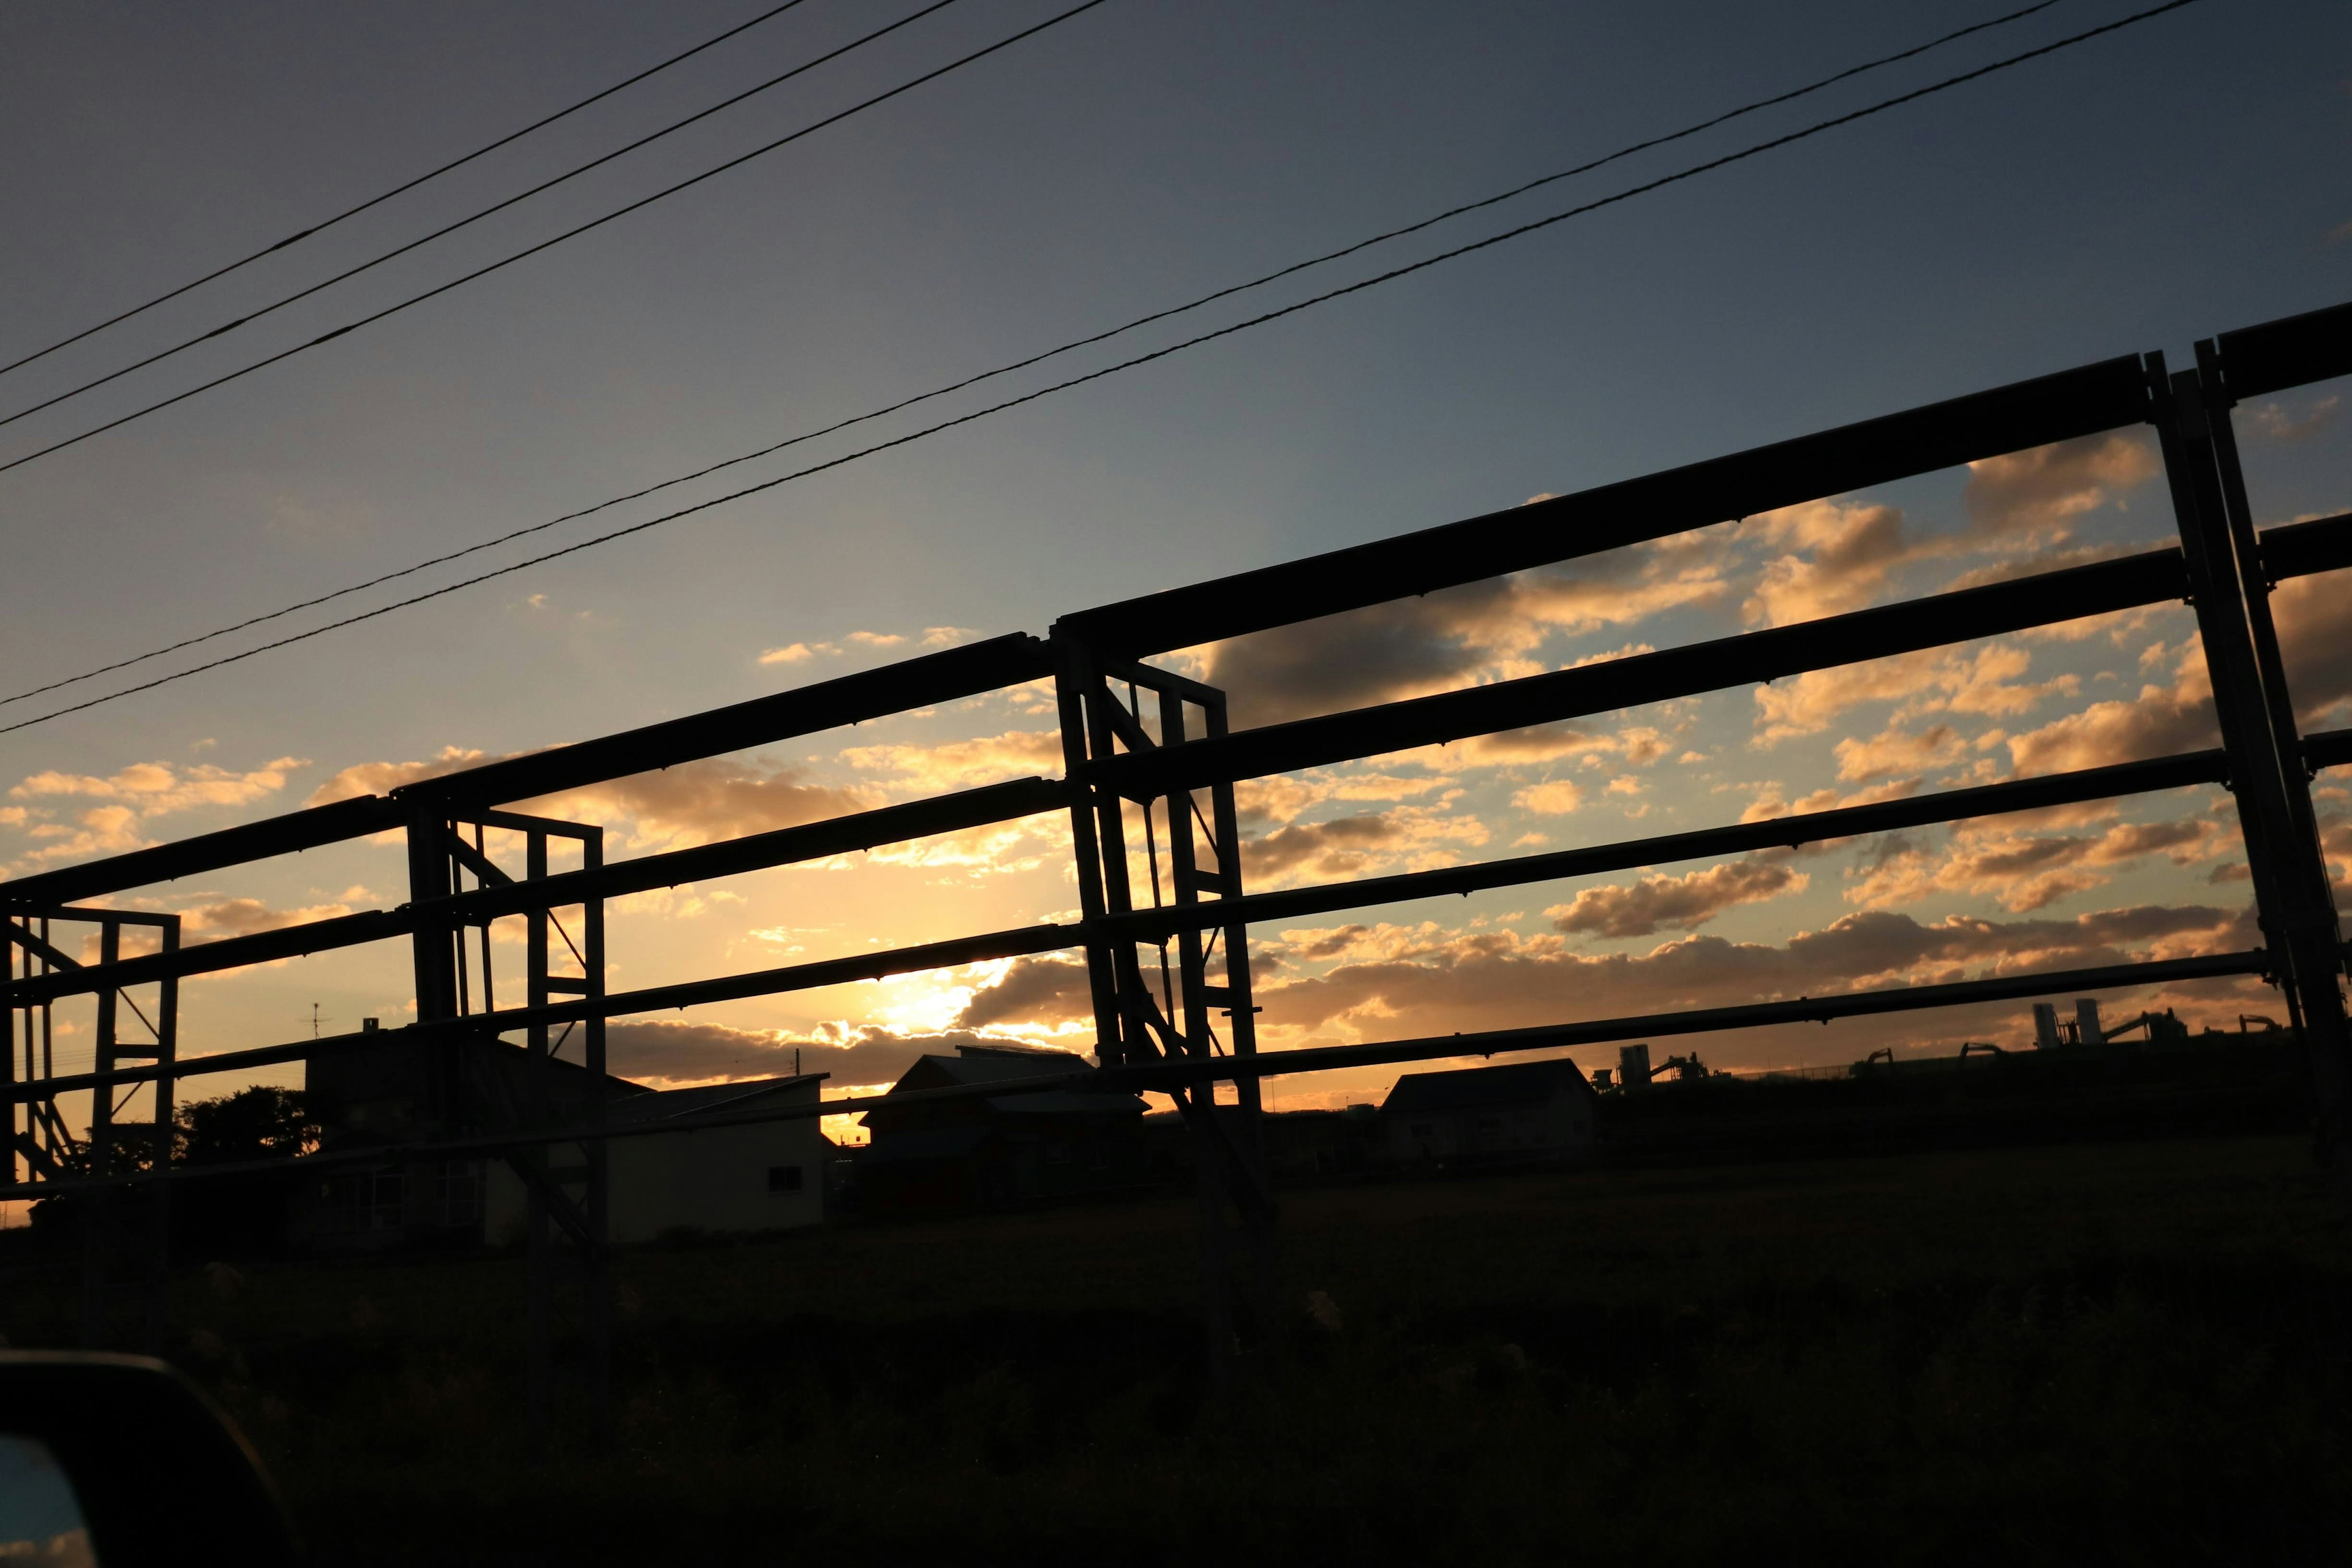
[1,0,2346,1127]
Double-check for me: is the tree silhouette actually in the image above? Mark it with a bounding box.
[174,1087,317,1166]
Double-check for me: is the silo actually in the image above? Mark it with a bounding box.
[1619,1042,1652,1090]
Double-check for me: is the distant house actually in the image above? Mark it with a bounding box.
[302,1035,826,1248]
[854,1045,1147,1215]
[1380,1059,1599,1166]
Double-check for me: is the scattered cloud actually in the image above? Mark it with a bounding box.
[1511,780,1584,815]
[955,956,1095,1030]
[1833,723,1966,783]
[1754,643,2075,742]
[2006,644,2215,776]
[2273,571,2352,726]
[759,643,828,665]
[1962,432,2160,543]
[1244,804,1488,884]
[311,747,870,851]
[1742,500,1909,627]
[1257,902,2248,1045]
[838,729,1063,791]
[1545,858,1806,939]
[1196,540,1728,727]
[16,756,305,817]
[2250,395,2339,443]
[605,1018,1055,1089]
[1847,812,2234,913]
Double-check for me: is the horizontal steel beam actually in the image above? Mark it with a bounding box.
[1098,548,2187,799]
[2309,726,2352,774]
[2211,299,2352,401]
[396,633,1053,809]
[2258,511,2352,584]
[0,794,404,910]
[410,775,1066,924]
[1098,950,2276,1091]
[1,949,2271,1200]
[6,911,407,1005]
[7,921,1078,1103]
[1094,747,2234,946]
[0,637,1049,911]
[1058,355,2152,659]
[4,778,1068,1006]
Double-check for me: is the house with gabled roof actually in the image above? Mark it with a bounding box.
[1380,1058,1599,1167]
[853,1044,1147,1214]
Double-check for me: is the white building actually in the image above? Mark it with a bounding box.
[486,1074,828,1245]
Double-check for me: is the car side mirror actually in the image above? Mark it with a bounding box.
[0,1353,298,1567]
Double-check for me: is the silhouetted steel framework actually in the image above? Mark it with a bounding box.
[7,298,2351,1414]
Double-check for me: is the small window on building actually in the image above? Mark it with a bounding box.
[767,1164,804,1193]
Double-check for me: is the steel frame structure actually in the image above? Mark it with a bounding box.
[6,296,2350,1406]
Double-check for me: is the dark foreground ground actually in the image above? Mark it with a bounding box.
[7,1134,2351,1565]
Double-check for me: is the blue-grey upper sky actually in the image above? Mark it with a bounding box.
[0,0,2345,1104]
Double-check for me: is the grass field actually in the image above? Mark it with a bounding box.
[9,1134,2352,1564]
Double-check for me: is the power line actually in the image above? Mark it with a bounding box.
[0,0,1114,484]
[0,0,2073,714]
[0,0,970,439]
[0,0,816,385]
[0,0,2205,741]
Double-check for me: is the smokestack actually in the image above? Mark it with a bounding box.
[2032,1003,2062,1050]
[1619,1042,1652,1090]
[2074,998,2103,1049]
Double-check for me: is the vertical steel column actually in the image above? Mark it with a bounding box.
[2194,336,2346,943]
[581,827,612,1450]
[2153,358,2352,1157]
[145,917,181,1351]
[78,919,123,1348]
[1152,678,1276,1379]
[524,827,554,1455]
[2,921,13,1191]
[1050,626,1138,1068]
[405,805,461,1150]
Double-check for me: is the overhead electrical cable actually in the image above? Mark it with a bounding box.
[0,0,971,437]
[0,0,2073,714]
[0,0,2206,739]
[0,0,816,383]
[0,0,1113,483]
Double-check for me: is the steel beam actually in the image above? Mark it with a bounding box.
[2258,511,2352,584]
[1094,745,2235,947]
[2208,298,2352,401]
[395,633,1052,809]
[1058,355,2151,659]
[2309,728,2352,774]
[1097,548,2188,800]
[0,795,404,910]
[6,778,1068,1006]
[5,921,1080,1105]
